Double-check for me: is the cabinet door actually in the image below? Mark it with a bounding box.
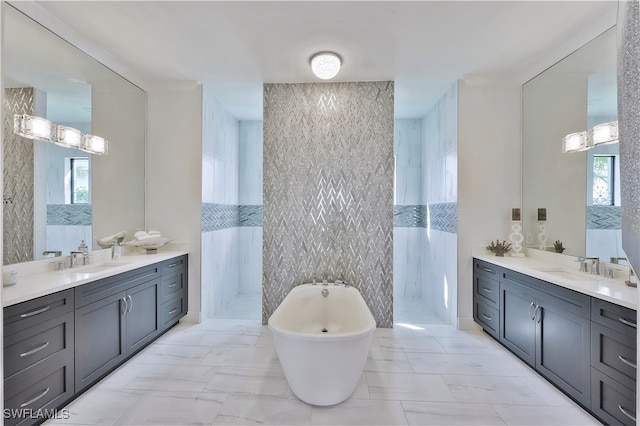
[74,291,126,392]
[499,279,537,367]
[536,297,591,406]
[126,279,159,354]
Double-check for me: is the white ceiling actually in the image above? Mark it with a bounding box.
[13,1,619,120]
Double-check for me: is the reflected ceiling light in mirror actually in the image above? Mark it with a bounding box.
[562,130,589,153]
[82,134,108,155]
[54,125,83,149]
[310,52,342,80]
[13,114,54,141]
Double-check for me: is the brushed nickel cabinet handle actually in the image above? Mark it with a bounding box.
[528,302,535,320]
[127,295,133,314]
[534,304,541,323]
[618,317,637,328]
[169,308,178,315]
[618,355,637,369]
[121,297,128,315]
[618,404,636,422]
[481,287,492,293]
[168,283,178,288]
[478,266,493,273]
[21,387,50,408]
[20,341,50,357]
[167,262,178,268]
[481,313,492,321]
[20,305,50,318]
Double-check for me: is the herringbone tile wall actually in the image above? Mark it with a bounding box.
[3,88,35,265]
[263,82,394,327]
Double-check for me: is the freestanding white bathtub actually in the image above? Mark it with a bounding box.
[268,283,376,406]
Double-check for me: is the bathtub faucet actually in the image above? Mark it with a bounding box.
[335,279,349,288]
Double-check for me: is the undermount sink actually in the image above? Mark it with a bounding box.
[533,267,596,281]
[75,261,129,274]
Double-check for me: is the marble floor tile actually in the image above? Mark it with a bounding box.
[492,404,601,425]
[364,350,414,373]
[206,366,288,396]
[410,324,477,338]
[402,401,506,425]
[46,388,142,425]
[157,329,261,347]
[212,394,312,425]
[366,371,457,402]
[115,390,227,425]
[130,342,211,365]
[517,374,581,407]
[377,336,446,353]
[442,375,549,405]
[473,352,536,377]
[123,364,218,392]
[311,399,408,425]
[406,352,488,375]
[284,372,370,401]
[200,345,279,368]
[435,335,505,354]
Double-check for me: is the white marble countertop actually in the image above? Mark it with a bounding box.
[2,250,188,308]
[474,252,637,310]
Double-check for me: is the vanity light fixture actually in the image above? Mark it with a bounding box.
[14,114,54,142]
[54,125,83,149]
[562,120,619,153]
[81,134,108,155]
[13,114,108,155]
[310,52,342,80]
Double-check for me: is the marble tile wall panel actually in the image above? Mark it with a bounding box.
[202,228,240,318]
[238,227,263,295]
[46,225,92,255]
[202,204,240,232]
[393,227,423,299]
[586,229,625,261]
[47,204,92,226]
[428,202,458,234]
[239,121,263,205]
[263,82,394,327]
[3,88,35,264]
[394,119,422,205]
[586,205,621,229]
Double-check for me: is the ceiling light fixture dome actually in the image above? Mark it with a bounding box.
[310,52,342,80]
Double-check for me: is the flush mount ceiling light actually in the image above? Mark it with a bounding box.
[310,52,342,80]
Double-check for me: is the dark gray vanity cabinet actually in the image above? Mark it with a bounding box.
[472,257,634,420]
[74,263,161,392]
[158,256,188,332]
[3,289,75,426]
[590,298,637,425]
[473,259,500,338]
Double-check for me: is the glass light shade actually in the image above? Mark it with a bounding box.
[562,131,589,153]
[310,52,342,80]
[13,114,54,141]
[82,134,108,155]
[592,121,619,146]
[54,125,83,149]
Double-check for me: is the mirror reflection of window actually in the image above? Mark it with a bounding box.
[592,155,615,206]
[69,157,89,204]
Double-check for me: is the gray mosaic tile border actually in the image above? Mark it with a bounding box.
[587,205,621,229]
[429,202,457,234]
[394,205,427,227]
[239,205,263,227]
[202,203,263,231]
[47,204,92,226]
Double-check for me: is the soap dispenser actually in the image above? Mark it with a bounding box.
[112,240,122,260]
[78,240,88,253]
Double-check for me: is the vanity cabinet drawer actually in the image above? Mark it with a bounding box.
[591,367,636,426]
[4,356,74,426]
[160,256,186,274]
[160,294,185,331]
[473,258,499,280]
[474,273,498,307]
[159,271,184,303]
[591,322,636,390]
[4,311,74,382]
[4,289,74,337]
[592,298,637,338]
[474,299,498,338]
[75,264,159,308]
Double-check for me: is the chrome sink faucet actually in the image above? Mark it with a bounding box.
[585,257,600,275]
[577,257,588,272]
[43,250,62,257]
[69,251,90,268]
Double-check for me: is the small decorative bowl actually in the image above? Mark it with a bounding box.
[124,237,170,254]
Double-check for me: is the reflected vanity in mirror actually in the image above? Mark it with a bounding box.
[522,26,622,261]
[2,4,145,265]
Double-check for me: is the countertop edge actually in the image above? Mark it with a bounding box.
[474,254,637,311]
[2,251,188,308]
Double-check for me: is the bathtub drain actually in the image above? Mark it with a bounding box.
[322,328,328,333]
